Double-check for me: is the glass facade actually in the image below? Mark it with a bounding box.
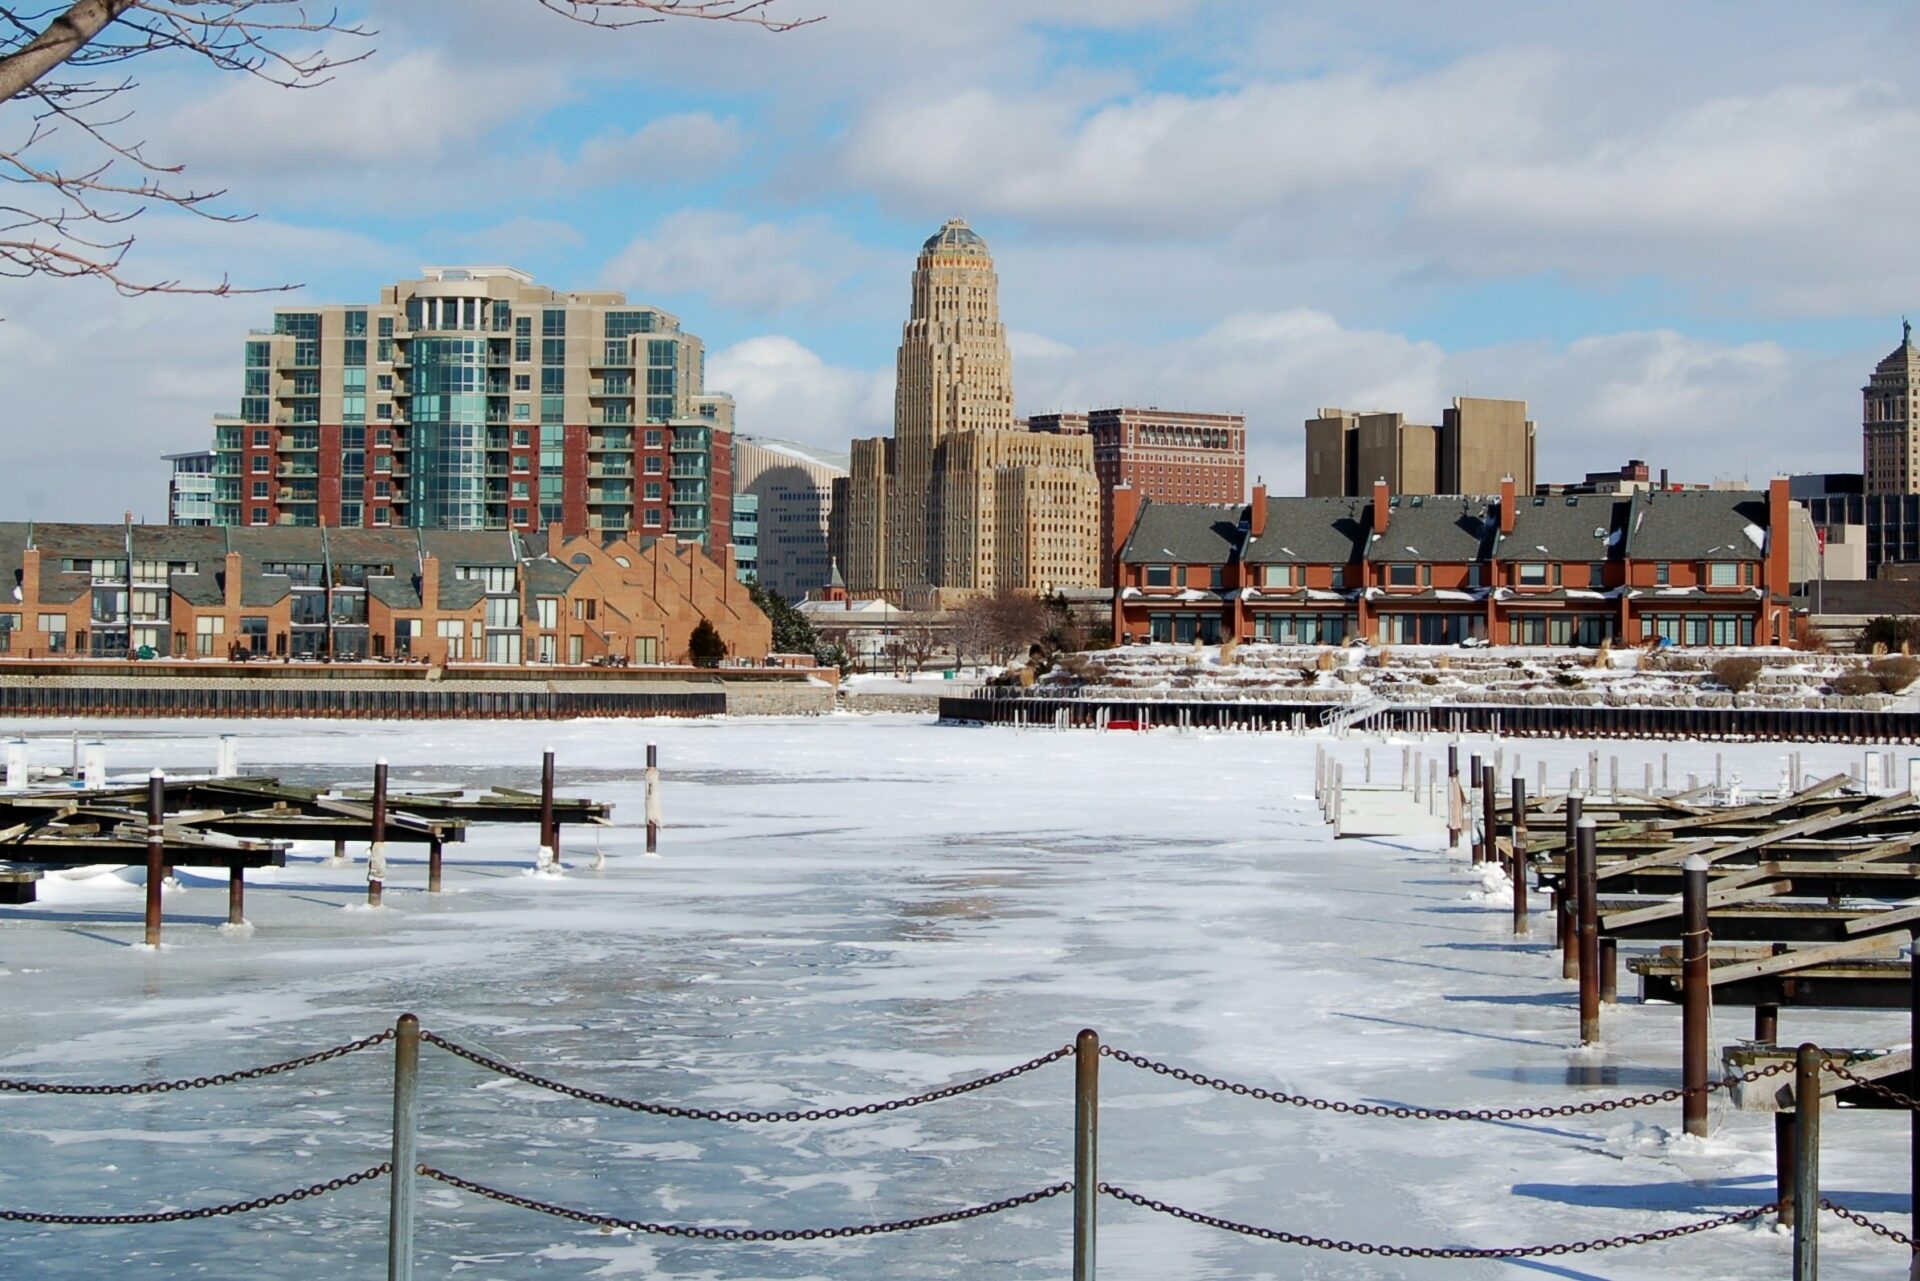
[408,338,489,528]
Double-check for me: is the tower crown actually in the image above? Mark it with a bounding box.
[921,218,990,257]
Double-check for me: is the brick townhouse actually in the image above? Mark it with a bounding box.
[1111,477,1793,648]
[0,524,770,666]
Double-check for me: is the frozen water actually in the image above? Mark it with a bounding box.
[0,716,1909,1278]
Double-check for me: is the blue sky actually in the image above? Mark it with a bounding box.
[4,0,1918,518]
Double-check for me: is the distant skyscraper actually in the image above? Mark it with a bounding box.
[733,436,847,601]
[1863,320,1920,494]
[195,266,732,551]
[844,220,1100,604]
[1304,397,1534,496]
[165,450,217,526]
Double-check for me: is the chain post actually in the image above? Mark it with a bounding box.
[1074,1028,1099,1281]
[1682,854,1711,1137]
[1560,793,1582,979]
[1794,1042,1821,1281]
[540,747,557,863]
[1445,744,1459,849]
[1510,776,1528,936]
[1576,818,1600,1045]
[1481,763,1497,872]
[368,759,389,906]
[389,1013,420,1281]
[144,769,165,947]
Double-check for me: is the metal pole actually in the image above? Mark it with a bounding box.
[1073,1028,1099,1281]
[1511,776,1529,935]
[388,1012,420,1281]
[1446,745,1459,849]
[1794,1042,1821,1281]
[1468,754,1482,863]
[1481,764,1498,872]
[144,769,165,947]
[427,835,443,895]
[540,747,557,864]
[368,759,388,908]
[1577,817,1600,1044]
[1561,793,1582,979]
[1682,854,1711,1137]
[227,865,244,927]
[645,741,660,854]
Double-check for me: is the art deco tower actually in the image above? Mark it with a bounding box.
[1864,319,1920,494]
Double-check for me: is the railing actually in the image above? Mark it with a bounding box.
[3,1018,1905,1277]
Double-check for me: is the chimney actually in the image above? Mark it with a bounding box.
[1660,467,1670,490]
[1109,483,1143,573]
[546,522,564,557]
[1765,476,1790,596]
[223,550,244,610]
[1371,478,1390,536]
[1498,475,1516,535]
[1249,483,1267,538]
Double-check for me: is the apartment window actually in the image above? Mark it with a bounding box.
[194,616,224,656]
[644,481,662,501]
[535,598,559,629]
[542,338,566,366]
[1144,565,1173,587]
[513,429,531,447]
[1262,564,1301,588]
[513,403,531,421]
[1707,562,1739,587]
[252,428,271,447]
[644,456,663,475]
[437,619,465,660]
[378,374,393,391]
[645,430,663,448]
[377,403,393,421]
[252,480,270,499]
[373,507,391,525]
[513,373,531,391]
[1588,561,1607,586]
[251,506,269,525]
[1387,564,1419,587]
[252,456,270,474]
[512,480,529,499]
[573,598,597,621]
[1517,562,1548,586]
[39,614,67,654]
[484,596,521,629]
[512,456,529,474]
[644,508,662,527]
[1655,561,1671,585]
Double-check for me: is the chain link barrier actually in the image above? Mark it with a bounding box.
[1821,1061,1920,1112]
[1100,1045,1790,1120]
[1822,1199,1920,1249]
[0,1164,390,1225]
[1100,1183,1776,1258]
[420,1029,1071,1122]
[418,1164,1070,1240]
[0,1030,396,1096]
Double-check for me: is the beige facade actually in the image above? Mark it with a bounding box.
[844,220,1101,605]
[1863,323,1920,494]
[732,436,848,600]
[1305,397,1533,496]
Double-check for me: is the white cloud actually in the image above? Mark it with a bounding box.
[573,113,743,183]
[707,336,891,449]
[602,211,877,314]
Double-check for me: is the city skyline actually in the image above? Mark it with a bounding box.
[3,0,1916,521]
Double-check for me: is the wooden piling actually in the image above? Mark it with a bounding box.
[368,759,388,908]
[1577,818,1600,1044]
[1481,764,1497,874]
[427,834,443,894]
[540,748,558,863]
[144,769,165,947]
[227,866,244,927]
[1682,854,1711,1137]
[1511,777,1528,936]
[1561,793,1582,979]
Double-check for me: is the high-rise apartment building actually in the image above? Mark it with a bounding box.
[165,450,217,526]
[1305,397,1534,496]
[1032,408,1245,585]
[733,436,847,601]
[843,220,1100,605]
[1863,320,1920,494]
[192,267,733,552]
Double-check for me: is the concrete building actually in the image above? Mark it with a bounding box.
[733,436,848,601]
[0,522,769,664]
[1111,478,1793,648]
[165,451,217,526]
[1304,397,1535,497]
[731,492,758,583]
[843,220,1101,606]
[190,266,732,550]
[1033,408,1246,586]
[1863,320,1920,493]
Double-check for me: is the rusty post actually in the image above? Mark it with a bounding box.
[1794,1042,1821,1281]
[1481,764,1497,872]
[144,769,165,947]
[540,748,558,864]
[1776,1110,1797,1228]
[1682,854,1711,1137]
[368,758,388,908]
[1599,936,1618,1004]
[1446,744,1460,850]
[1756,1003,1779,1045]
[1468,753,1481,863]
[227,865,244,927]
[645,741,660,855]
[1511,776,1528,936]
[427,834,443,895]
[1561,793,1583,979]
[1577,817,1600,1044]
[1074,1028,1099,1281]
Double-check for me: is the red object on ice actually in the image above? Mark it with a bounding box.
[1106,719,1141,731]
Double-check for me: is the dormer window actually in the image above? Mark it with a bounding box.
[1387,564,1419,587]
[1263,564,1302,588]
[1144,565,1173,587]
[1517,563,1548,586]
[1707,562,1739,587]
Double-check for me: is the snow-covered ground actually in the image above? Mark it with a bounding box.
[0,716,1910,1279]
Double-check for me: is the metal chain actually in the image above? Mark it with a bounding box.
[1099,1045,1788,1120]
[0,1164,391,1226]
[421,1030,1071,1122]
[1100,1183,1776,1258]
[1822,1199,1920,1249]
[1820,1062,1920,1111]
[418,1164,1071,1240]
[0,1030,396,1096]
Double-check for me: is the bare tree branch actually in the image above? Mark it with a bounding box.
[0,0,817,303]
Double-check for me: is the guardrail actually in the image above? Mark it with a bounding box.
[3,1017,1909,1278]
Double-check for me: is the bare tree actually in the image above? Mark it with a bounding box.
[0,1,816,300]
[898,619,941,676]
[950,588,1048,669]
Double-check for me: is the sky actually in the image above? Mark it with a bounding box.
[4,0,1919,520]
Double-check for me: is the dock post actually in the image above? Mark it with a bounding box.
[1427,760,1437,816]
[1073,1028,1099,1281]
[1644,761,1652,794]
[1468,754,1481,863]
[1793,1043,1821,1281]
[645,742,661,854]
[1599,937,1617,1004]
[540,748,559,866]
[144,769,165,947]
[1716,753,1724,793]
[368,759,388,908]
[1755,1003,1779,1045]
[389,1012,420,1281]
[227,866,244,927]
[1662,752,1670,791]
[1588,751,1599,795]
[1576,817,1600,1044]
[427,835,443,895]
[1511,777,1528,936]
[1682,854,1711,1137]
[1536,759,1545,796]
[1561,793,1582,979]
[1609,756,1618,798]
[1446,745,1460,850]
[1481,764,1497,872]
[1777,1111,1797,1228]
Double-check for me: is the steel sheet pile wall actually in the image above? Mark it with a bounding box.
[0,683,725,720]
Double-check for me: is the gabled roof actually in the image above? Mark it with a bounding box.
[521,557,576,597]
[1243,497,1368,564]
[1365,495,1497,563]
[1118,501,1242,565]
[1494,494,1631,562]
[1625,490,1770,561]
[226,526,326,562]
[419,529,518,567]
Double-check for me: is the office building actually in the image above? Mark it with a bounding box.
[843,220,1100,605]
[733,436,847,601]
[1863,320,1920,493]
[1305,397,1535,497]
[194,266,732,550]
